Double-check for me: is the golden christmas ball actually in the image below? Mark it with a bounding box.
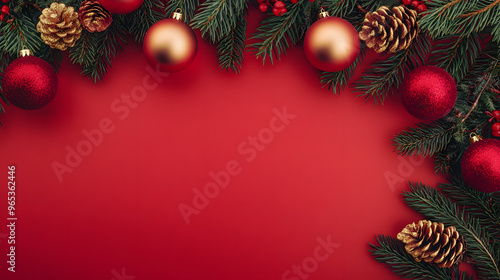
[143,10,198,73]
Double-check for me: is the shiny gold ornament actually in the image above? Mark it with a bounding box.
[303,10,360,72]
[397,220,466,268]
[37,3,82,51]
[143,9,198,72]
[359,5,419,53]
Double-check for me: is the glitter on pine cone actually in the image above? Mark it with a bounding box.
[461,138,500,193]
[2,55,58,110]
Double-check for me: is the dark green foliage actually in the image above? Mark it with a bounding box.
[322,0,357,17]
[420,0,500,39]
[354,33,432,104]
[127,0,167,43]
[370,235,474,280]
[320,44,365,94]
[393,120,456,157]
[429,33,484,82]
[165,0,199,23]
[359,0,400,12]
[69,19,127,83]
[216,13,247,73]
[191,0,247,43]
[248,1,310,65]
[403,182,500,280]
[0,15,42,57]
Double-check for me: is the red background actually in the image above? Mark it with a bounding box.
[0,10,446,280]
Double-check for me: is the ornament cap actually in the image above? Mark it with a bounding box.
[318,8,329,19]
[172,8,183,21]
[19,49,31,57]
[470,133,483,144]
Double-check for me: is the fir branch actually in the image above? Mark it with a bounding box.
[322,0,357,17]
[392,120,456,157]
[320,44,365,94]
[430,33,484,82]
[420,0,500,39]
[190,0,246,43]
[127,0,166,43]
[440,175,500,239]
[216,13,246,73]
[404,182,500,280]
[69,20,127,83]
[354,33,431,104]
[360,0,400,12]
[248,1,310,65]
[0,15,42,57]
[370,235,474,280]
[38,44,63,73]
[165,0,199,23]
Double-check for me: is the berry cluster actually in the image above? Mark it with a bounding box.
[401,0,427,13]
[488,110,500,137]
[0,0,10,22]
[258,0,287,16]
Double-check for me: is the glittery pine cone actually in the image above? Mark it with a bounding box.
[37,3,82,51]
[397,220,466,268]
[78,0,113,33]
[359,5,419,53]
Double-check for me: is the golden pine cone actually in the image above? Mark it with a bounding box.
[397,220,466,268]
[37,3,83,51]
[78,0,113,33]
[359,5,419,53]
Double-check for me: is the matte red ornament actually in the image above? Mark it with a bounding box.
[98,0,143,14]
[304,14,360,72]
[401,65,457,121]
[461,138,500,193]
[143,13,197,73]
[2,55,58,110]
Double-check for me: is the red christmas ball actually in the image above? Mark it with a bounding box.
[98,0,143,14]
[461,138,500,193]
[2,55,58,110]
[401,66,457,121]
[304,16,360,72]
[143,18,198,73]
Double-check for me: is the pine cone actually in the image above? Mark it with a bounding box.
[37,3,82,51]
[359,5,419,53]
[78,0,113,33]
[397,220,466,268]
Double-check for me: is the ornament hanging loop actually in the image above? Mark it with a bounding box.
[318,7,329,19]
[19,43,31,57]
[470,132,483,144]
[172,8,183,21]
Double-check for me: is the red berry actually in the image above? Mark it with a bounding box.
[1,5,9,14]
[274,1,285,9]
[291,0,297,2]
[272,7,283,16]
[492,122,500,131]
[257,0,265,3]
[0,14,4,21]
[1,0,9,3]
[410,0,419,8]
[280,7,287,14]
[402,0,411,4]
[416,4,427,12]
[493,129,500,137]
[308,0,315,2]
[259,3,268,12]
[492,110,500,121]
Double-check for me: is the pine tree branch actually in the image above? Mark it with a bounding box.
[440,175,500,239]
[217,13,246,73]
[190,0,246,43]
[127,0,166,43]
[69,19,127,83]
[459,0,500,18]
[370,235,474,280]
[0,15,42,57]
[404,182,500,279]
[248,1,310,65]
[354,33,432,104]
[392,120,456,157]
[320,44,365,94]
